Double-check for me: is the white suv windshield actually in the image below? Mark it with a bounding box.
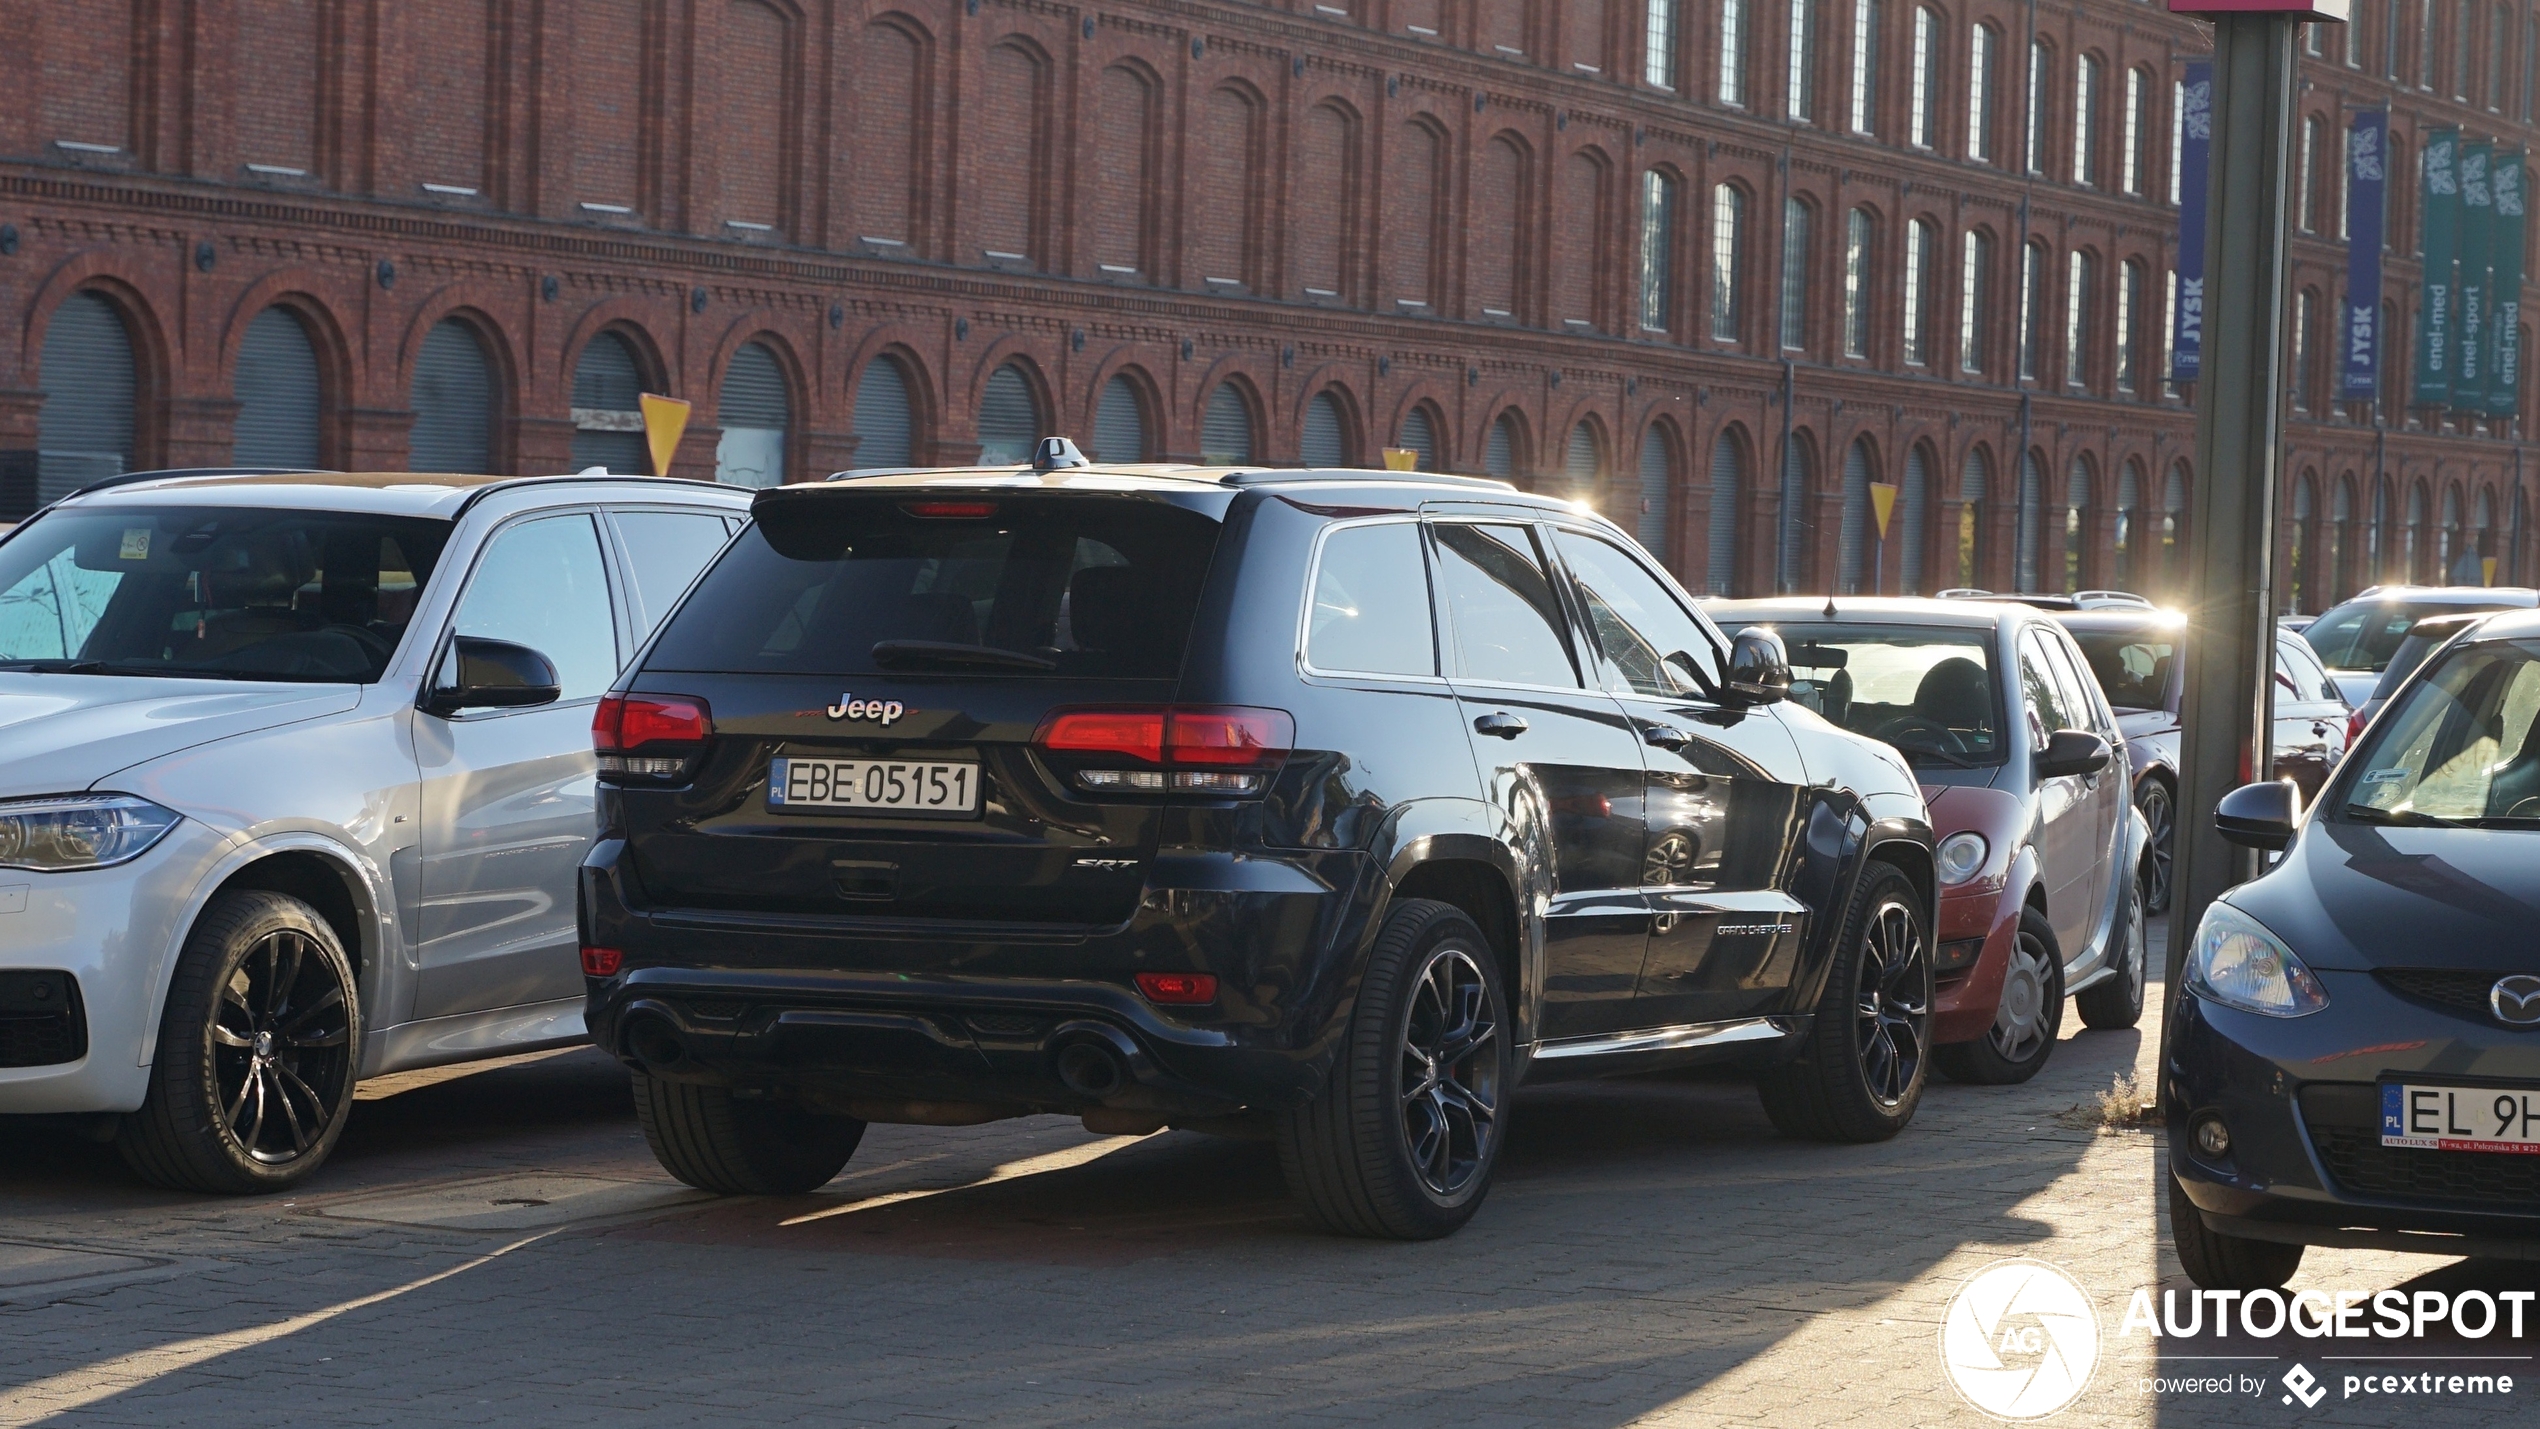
[0,506,451,682]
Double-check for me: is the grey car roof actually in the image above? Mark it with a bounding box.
[1702,595,2030,632]
[51,472,749,520]
[811,462,1539,502]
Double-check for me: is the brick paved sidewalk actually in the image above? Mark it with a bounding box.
[0,923,2528,1428]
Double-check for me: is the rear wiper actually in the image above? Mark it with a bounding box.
[869,640,1057,673]
[2344,804,2472,829]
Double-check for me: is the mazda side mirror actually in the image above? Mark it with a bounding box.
[2215,779,2302,853]
[424,636,562,715]
[2036,729,2112,780]
[1724,629,1791,705]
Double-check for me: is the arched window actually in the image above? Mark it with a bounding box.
[1960,228,1992,374]
[1094,66,1158,279]
[1299,103,1361,304]
[2117,259,2146,393]
[1839,205,1870,357]
[1719,0,1748,106]
[1967,23,1999,162]
[2330,475,2356,601]
[1563,420,1606,505]
[1787,196,1820,352]
[1707,430,1743,595]
[1778,433,1815,591]
[2163,461,2190,592]
[852,355,916,468]
[1903,217,1936,365]
[1908,6,1940,147]
[2026,38,2053,175]
[2114,459,2143,591]
[2121,66,2150,195]
[976,362,1041,464]
[2073,52,2101,185]
[1838,436,1876,594]
[36,292,138,501]
[719,0,792,234]
[1556,150,1611,329]
[2065,250,2096,389]
[1485,412,1522,479]
[2288,472,2318,612]
[571,331,651,472]
[233,306,324,469]
[2475,486,2498,581]
[2019,238,2049,380]
[1900,444,1931,594]
[1786,0,1818,121]
[1711,183,1746,341]
[1398,406,1439,471]
[1202,382,1255,464]
[978,41,1050,268]
[1639,425,1677,561]
[2016,449,2045,592]
[715,342,790,486]
[409,319,494,475]
[2064,456,2092,592]
[1849,0,1880,135]
[2298,114,2323,232]
[1958,447,1989,588]
[1639,170,1678,332]
[1092,374,1148,463]
[1478,136,1529,320]
[2402,482,2428,583]
[2441,485,2467,582]
[849,20,926,251]
[1302,391,1351,467]
[1391,117,1443,308]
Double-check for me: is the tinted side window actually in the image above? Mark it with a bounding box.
[2277,637,2335,702]
[1552,529,1713,698]
[1305,521,1435,676]
[1431,522,1579,687]
[2016,628,2075,747]
[2041,630,2113,738]
[612,509,733,637]
[451,513,619,701]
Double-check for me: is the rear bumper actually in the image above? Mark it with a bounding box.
[580,843,1377,1116]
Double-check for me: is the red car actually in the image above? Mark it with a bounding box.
[1711,599,2153,1084]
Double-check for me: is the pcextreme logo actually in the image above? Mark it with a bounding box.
[1940,1258,2103,1420]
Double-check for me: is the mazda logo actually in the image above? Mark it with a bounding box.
[2493,975,2540,1027]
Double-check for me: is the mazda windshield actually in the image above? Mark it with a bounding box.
[2341,638,2540,829]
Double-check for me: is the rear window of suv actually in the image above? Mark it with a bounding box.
[644,494,1222,679]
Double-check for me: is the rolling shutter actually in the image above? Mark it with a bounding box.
[1092,375,1147,462]
[1484,414,1516,478]
[1636,430,1672,558]
[1301,392,1345,466]
[715,342,790,488]
[37,292,136,501]
[1563,422,1600,503]
[1201,384,1253,464]
[571,332,649,473]
[1900,447,1929,594]
[1958,449,1989,589]
[2017,451,2045,592]
[409,320,493,474]
[853,357,914,468]
[1706,433,1741,595]
[977,364,1039,464]
[1397,407,1436,471]
[232,307,322,469]
[1838,438,1872,594]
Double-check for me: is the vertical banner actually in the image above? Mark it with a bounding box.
[2416,128,2462,404]
[2490,153,2526,416]
[2171,60,2213,383]
[2457,142,2495,402]
[2341,110,2388,400]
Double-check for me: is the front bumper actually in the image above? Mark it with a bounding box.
[2168,973,2540,1247]
[0,820,230,1115]
[1932,883,2017,1046]
[581,843,1378,1118]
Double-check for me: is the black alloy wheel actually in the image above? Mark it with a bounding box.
[1853,895,1933,1108]
[120,891,362,1194]
[1397,944,1502,1197]
[1758,860,1934,1142]
[2136,778,2175,914]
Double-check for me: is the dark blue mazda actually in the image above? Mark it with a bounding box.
[2168,608,2540,1288]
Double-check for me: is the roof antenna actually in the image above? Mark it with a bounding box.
[1822,595,1838,618]
[1032,437,1090,472]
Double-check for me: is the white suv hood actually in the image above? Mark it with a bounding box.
[0,675,361,799]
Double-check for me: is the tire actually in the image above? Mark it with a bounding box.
[2135,776,2175,915]
[1933,907,2065,1086]
[1274,898,1511,1240]
[117,891,361,1194]
[2169,1171,2304,1290]
[633,1072,866,1195]
[2076,865,2149,1030]
[1757,860,1933,1142]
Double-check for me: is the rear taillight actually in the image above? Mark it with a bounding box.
[2347,708,2369,748]
[1034,705,1293,796]
[1134,971,1219,1005]
[593,693,713,781]
[581,946,624,977]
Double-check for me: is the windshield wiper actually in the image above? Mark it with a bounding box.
[0,658,112,674]
[0,659,330,683]
[869,640,1058,673]
[1896,744,1979,769]
[2344,805,2473,829]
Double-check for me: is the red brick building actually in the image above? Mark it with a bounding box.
[4,0,2536,606]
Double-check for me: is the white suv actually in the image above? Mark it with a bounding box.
[0,470,746,1191]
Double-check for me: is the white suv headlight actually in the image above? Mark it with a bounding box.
[2186,900,2329,1017]
[0,794,183,872]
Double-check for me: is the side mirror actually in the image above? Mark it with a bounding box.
[424,636,562,716]
[1724,629,1792,704]
[2215,779,2303,852]
[2036,728,2112,779]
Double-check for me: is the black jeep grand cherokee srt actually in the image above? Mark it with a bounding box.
[581,450,1937,1239]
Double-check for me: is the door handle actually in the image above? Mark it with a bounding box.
[1473,711,1530,739]
[1640,723,1693,750]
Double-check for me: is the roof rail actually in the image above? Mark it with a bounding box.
[448,471,740,520]
[2072,589,2155,608]
[1932,588,1995,599]
[1219,467,1517,491]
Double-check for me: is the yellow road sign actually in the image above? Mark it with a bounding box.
[640,393,692,477]
[1869,481,1900,539]
[1382,448,1420,471]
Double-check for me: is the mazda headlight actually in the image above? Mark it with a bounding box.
[0,794,182,872]
[1936,831,1990,884]
[2186,901,2328,1017]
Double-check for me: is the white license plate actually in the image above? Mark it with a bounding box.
[2382,1082,2540,1153]
[768,758,979,816]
